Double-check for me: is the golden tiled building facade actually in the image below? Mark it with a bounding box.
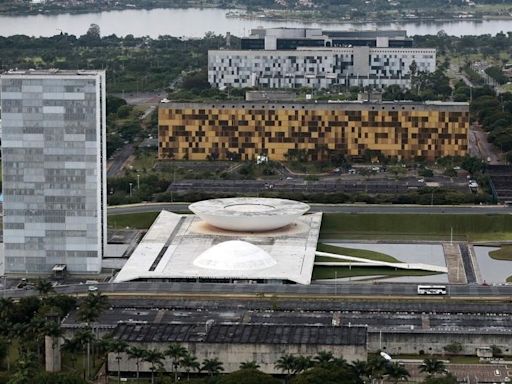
[158,101,468,161]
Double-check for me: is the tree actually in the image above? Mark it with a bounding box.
[419,358,447,377]
[218,368,280,384]
[275,354,297,383]
[61,338,81,369]
[385,362,410,384]
[313,351,335,367]
[490,345,503,358]
[443,342,463,355]
[179,352,200,381]
[35,279,54,296]
[202,357,224,377]
[165,343,188,382]
[86,23,100,39]
[297,356,314,373]
[34,372,87,384]
[77,292,109,380]
[423,373,458,384]
[143,349,164,384]
[127,346,147,382]
[72,328,94,377]
[350,360,369,384]
[7,351,38,384]
[107,339,128,384]
[291,364,358,384]
[239,361,261,370]
[366,355,388,383]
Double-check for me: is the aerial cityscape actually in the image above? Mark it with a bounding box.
[0,0,511,383]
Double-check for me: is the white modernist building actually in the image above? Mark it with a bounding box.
[209,28,435,90]
[209,46,436,90]
[115,198,322,285]
[0,70,107,274]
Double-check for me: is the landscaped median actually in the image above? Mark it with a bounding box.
[320,213,512,242]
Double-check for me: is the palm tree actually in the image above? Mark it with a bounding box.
[386,362,410,384]
[367,355,388,384]
[127,346,147,382]
[143,349,165,384]
[275,354,296,384]
[240,361,261,370]
[72,328,95,377]
[202,357,224,378]
[35,279,54,296]
[351,359,369,383]
[165,342,188,382]
[108,339,128,384]
[180,352,200,381]
[419,358,447,377]
[77,292,109,380]
[61,337,81,369]
[292,355,313,374]
[314,351,335,367]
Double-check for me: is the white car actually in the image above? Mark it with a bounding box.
[88,285,98,292]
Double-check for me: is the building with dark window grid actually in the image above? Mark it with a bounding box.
[209,28,434,89]
[158,101,468,162]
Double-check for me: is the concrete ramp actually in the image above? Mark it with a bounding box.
[315,251,447,273]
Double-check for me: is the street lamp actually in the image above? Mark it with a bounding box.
[129,182,133,197]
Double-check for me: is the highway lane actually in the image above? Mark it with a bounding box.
[108,202,512,215]
[5,281,512,300]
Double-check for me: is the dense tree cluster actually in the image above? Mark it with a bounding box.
[0,32,227,93]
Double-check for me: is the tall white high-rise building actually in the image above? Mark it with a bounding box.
[1,70,106,274]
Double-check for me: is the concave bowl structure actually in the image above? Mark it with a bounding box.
[188,197,310,232]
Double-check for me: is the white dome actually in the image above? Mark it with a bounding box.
[193,240,277,271]
[189,198,310,232]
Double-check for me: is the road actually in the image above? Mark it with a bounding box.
[5,281,512,300]
[471,126,503,165]
[107,202,512,215]
[107,144,134,177]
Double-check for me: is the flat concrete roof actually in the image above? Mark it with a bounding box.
[114,210,322,285]
[160,100,469,110]
[1,69,105,77]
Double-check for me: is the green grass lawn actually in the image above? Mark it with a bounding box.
[108,212,159,229]
[312,266,438,280]
[320,213,512,241]
[316,243,401,263]
[489,245,512,261]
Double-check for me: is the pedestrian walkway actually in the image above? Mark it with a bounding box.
[443,243,467,284]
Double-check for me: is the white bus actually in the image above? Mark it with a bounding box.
[417,285,447,295]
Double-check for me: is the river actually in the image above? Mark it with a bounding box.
[0,8,511,38]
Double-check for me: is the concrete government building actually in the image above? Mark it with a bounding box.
[0,70,107,274]
[158,100,469,162]
[209,28,436,89]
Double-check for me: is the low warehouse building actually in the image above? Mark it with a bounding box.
[107,323,368,375]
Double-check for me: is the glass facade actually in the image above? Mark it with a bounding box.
[1,72,106,274]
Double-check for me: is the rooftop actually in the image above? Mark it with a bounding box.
[113,323,367,346]
[114,208,322,285]
[189,197,310,232]
[160,100,469,109]
[1,69,105,77]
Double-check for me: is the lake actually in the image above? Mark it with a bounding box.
[0,8,511,38]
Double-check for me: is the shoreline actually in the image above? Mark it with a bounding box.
[1,5,511,25]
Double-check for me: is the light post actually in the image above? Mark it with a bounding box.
[137,174,140,190]
[129,182,133,197]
